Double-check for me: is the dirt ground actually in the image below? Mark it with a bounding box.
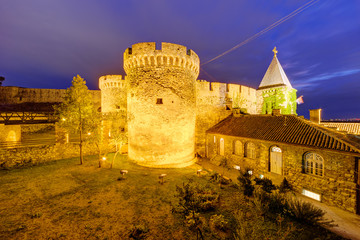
[0,154,206,239]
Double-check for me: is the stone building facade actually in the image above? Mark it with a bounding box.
[206,113,360,214]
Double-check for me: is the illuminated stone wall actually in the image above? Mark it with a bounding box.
[195,80,257,156]
[206,133,359,213]
[0,124,21,142]
[99,75,127,113]
[99,75,127,130]
[124,42,199,168]
[0,86,101,110]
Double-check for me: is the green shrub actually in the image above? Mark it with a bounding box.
[279,178,294,194]
[287,198,326,225]
[210,214,228,231]
[237,170,254,197]
[268,191,289,215]
[209,172,221,182]
[185,212,205,230]
[128,223,149,239]
[252,187,270,216]
[254,177,277,193]
[173,179,219,214]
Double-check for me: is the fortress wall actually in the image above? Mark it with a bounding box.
[196,80,257,113]
[0,86,101,110]
[195,80,257,155]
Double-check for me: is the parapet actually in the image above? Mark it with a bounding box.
[123,42,200,76]
[99,75,126,90]
[196,80,256,96]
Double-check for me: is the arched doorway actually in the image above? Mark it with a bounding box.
[270,146,282,174]
[219,138,225,156]
[6,130,17,142]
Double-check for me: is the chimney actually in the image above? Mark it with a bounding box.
[309,109,322,124]
[272,109,281,116]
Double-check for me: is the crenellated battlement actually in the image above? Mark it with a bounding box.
[99,75,126,90]
[196,80,257,113]
[123,42,200,76]
[196,80,256,98]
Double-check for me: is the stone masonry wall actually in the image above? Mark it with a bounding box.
[0,124,21,142]
[0,86,101,110]
[206,133,359,213]
[0,142,100,169]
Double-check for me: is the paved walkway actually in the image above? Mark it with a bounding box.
[196,159,360,240]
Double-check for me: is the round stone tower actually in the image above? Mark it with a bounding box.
[99,75,127,114]
[124,42,200,168]
[99,75,127,134]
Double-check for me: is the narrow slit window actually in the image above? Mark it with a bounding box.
[156,98,163,104]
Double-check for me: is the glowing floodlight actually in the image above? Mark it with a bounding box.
[61,118,66,121]
[102,156,107,161]
[197,169,202,176]
[259,174,264,179]
[248,170,253,175]
[234,165,241,170]
[87,132,91,136]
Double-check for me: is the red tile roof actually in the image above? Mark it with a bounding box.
[207,114,360,154]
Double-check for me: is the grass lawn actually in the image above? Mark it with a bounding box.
[0,154,346,240]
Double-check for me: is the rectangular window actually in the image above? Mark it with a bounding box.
[302,189,321,201]
[156,98,163,104]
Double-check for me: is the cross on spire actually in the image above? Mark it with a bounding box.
[273,47,278,57]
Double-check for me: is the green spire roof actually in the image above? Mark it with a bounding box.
[258,47,293,90]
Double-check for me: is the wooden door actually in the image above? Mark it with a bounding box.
[219,138,225,156]
[270,149,282,175]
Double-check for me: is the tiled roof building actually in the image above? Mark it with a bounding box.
[207,114,360,154]
[206,113,360,214]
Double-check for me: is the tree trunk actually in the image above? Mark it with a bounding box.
[98,143,102,168]
[79,123,83,165]
[111,151,119,169]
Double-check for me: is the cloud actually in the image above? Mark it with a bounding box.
[294,68,360,89]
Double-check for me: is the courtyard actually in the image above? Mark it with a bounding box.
[0,154,349,239]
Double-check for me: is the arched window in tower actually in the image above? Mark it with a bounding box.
[233,140,242,155]
[303,152,324,177]
[245,142,255,159]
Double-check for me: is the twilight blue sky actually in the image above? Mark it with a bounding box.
[1,0,359,119]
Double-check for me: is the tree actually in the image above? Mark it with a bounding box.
[86,111,105,167]
[56,75,94,165]
[110,130,128,168]
[0,76,5,86]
